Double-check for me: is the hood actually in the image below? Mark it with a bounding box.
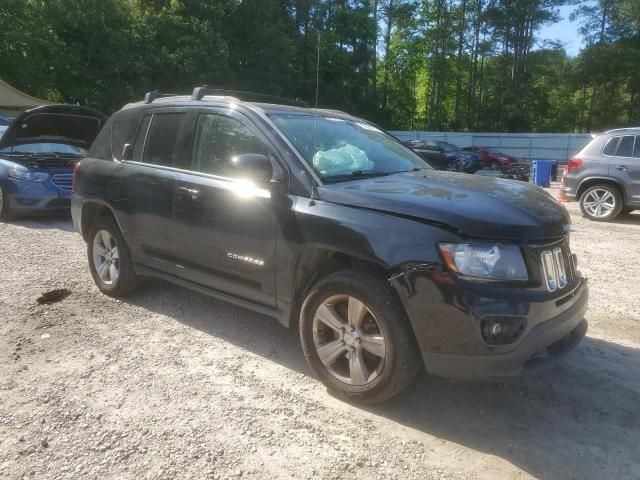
[0,104,105,150]
[318,170,570,241]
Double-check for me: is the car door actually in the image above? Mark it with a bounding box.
[120,109,192,273]
[608,134,640,205]
[170,108,280,307]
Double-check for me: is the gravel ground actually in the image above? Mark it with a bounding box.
[1,193,639,480]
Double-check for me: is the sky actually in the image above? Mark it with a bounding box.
[538,4,586,57]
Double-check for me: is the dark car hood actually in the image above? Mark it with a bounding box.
[0,104,105,150]
[318,170,570,241]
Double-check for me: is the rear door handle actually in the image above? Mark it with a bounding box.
[616,165,628,171]
[177,186,200,199]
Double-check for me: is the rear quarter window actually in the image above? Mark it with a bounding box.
[88,123,112,160]
[602,136,620,156]
[112,116,141,161]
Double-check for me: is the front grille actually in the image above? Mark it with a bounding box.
[540,242,574,292]
[51,174,73,191]
[23,158,76,169]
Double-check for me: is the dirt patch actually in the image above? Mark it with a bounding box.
[36,289,72,305]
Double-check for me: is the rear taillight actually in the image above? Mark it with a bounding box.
[566,157,583,172]
[72,160,82,193]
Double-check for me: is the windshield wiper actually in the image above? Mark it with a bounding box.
[49,152,84,157]
[325,170,392,182]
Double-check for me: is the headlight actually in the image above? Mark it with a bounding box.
[439,243,528,281]
[8,166,48,182]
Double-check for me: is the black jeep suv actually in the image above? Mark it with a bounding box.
[72,88,588,403]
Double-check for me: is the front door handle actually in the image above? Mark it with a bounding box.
[177,186,200,199]
[616,165,628,171]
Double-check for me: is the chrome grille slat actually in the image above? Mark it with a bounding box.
[52,174,73,191]
[540,242,572,292]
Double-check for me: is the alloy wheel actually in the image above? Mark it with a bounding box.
[92,230,120,285]
[583,188,616,218]
[312,294,386,386]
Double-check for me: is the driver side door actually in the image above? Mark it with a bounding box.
[170,108,280,307]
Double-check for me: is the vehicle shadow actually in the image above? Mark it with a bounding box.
[126,281,640,480]
[369,336,640,480]
[8,216,74,232]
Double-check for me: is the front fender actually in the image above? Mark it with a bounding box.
[275,195,460,306]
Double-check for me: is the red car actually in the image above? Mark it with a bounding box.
[463,146,521,168]
[464,146,530,182]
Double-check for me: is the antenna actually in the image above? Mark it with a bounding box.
[315,32,321,108]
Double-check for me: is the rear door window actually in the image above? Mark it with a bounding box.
[616,135,635,157]
[143,113,187,167]
[634,136,640,158]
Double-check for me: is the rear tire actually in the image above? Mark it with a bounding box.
[0,185,14,222]
[299,270,422,404]
[579,184,623,221]
[87,217,141,297]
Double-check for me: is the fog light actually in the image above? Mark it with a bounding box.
[481,316,527,345]
[490,322,502,336]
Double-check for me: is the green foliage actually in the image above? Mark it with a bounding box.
[0,0,638,131]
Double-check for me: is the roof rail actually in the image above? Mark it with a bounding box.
[605,126,640,133]
[144,90,162,104]
[143,90,183,104]
[190,86,308,107]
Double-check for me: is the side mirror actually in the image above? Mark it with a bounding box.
[232,153,273,184]
[121,143,133,161]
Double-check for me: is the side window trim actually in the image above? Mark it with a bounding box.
[129,114,152,164]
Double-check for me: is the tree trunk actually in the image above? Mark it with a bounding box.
[382,0,394,112]
[454,0,466,129]
[372,0,378,103]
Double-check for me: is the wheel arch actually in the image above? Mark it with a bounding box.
[80,200,124,241]
[286,246,392,329]
[577,177,626,203]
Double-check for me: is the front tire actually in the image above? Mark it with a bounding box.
[87,217,141,297]
[579,185,623,221]
[300,270,421,404]
[0,185,14,221]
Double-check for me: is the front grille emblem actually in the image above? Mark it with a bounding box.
[541,247,568,292]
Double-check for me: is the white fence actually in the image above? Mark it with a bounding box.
[391,131,593,166]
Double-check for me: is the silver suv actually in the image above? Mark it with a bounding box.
[559,128,640,221]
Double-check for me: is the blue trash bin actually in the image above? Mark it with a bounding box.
[531,160,555,187]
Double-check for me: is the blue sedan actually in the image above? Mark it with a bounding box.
[0,105,104,221]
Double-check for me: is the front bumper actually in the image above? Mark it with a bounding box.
[423,288,587,378]
[392,269,589,379]
[3,177,72,214]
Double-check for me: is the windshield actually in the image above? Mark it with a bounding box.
[269,114,431,182]
[438,142,459,152]
[0,143,86,155]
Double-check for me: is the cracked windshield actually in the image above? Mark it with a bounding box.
[269,114,431,181]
